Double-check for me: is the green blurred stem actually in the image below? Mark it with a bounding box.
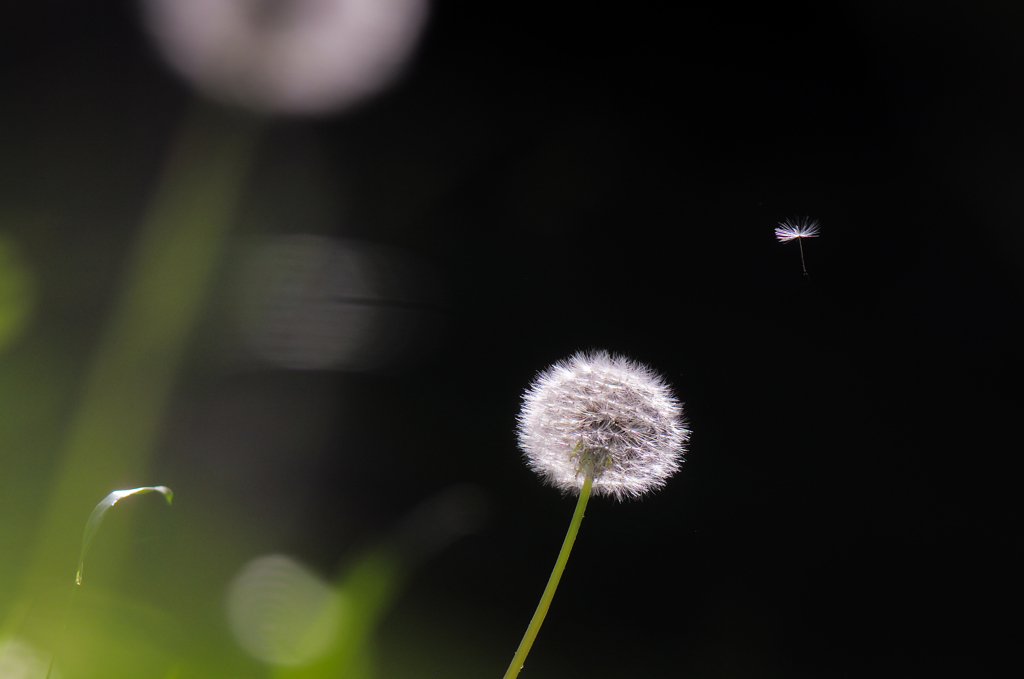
[43,583,77,679]
[503,474,593,679]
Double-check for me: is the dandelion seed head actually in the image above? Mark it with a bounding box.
[775,217,821,242]
[517,351,688,500]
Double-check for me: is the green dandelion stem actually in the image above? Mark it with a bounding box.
[503,473,593,679]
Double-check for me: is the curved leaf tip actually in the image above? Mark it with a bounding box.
[75,485,174,585]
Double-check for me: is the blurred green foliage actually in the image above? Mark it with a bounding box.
[0,233,35,354]
[0,99,489,678]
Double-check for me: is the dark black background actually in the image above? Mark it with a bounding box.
[2,1,1020,676]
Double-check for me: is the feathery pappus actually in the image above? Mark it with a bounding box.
[517,351,688,500]
[775,216,820,278]
[775,217,820,242]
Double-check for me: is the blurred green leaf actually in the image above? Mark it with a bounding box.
[20,104,259,605]
[0,234,35,353]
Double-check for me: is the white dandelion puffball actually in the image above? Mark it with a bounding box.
[517,351,688,500]
[774,217,821,242]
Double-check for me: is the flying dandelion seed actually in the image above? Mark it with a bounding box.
[775,217,820,278]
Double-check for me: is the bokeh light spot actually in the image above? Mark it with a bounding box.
[226,554,343,666]
[0,637,59,679]
[235,235,442,372]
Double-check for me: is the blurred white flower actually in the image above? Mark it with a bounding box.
[141,0,430,114]
[774,217,820,242]
[517,351,688,500]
